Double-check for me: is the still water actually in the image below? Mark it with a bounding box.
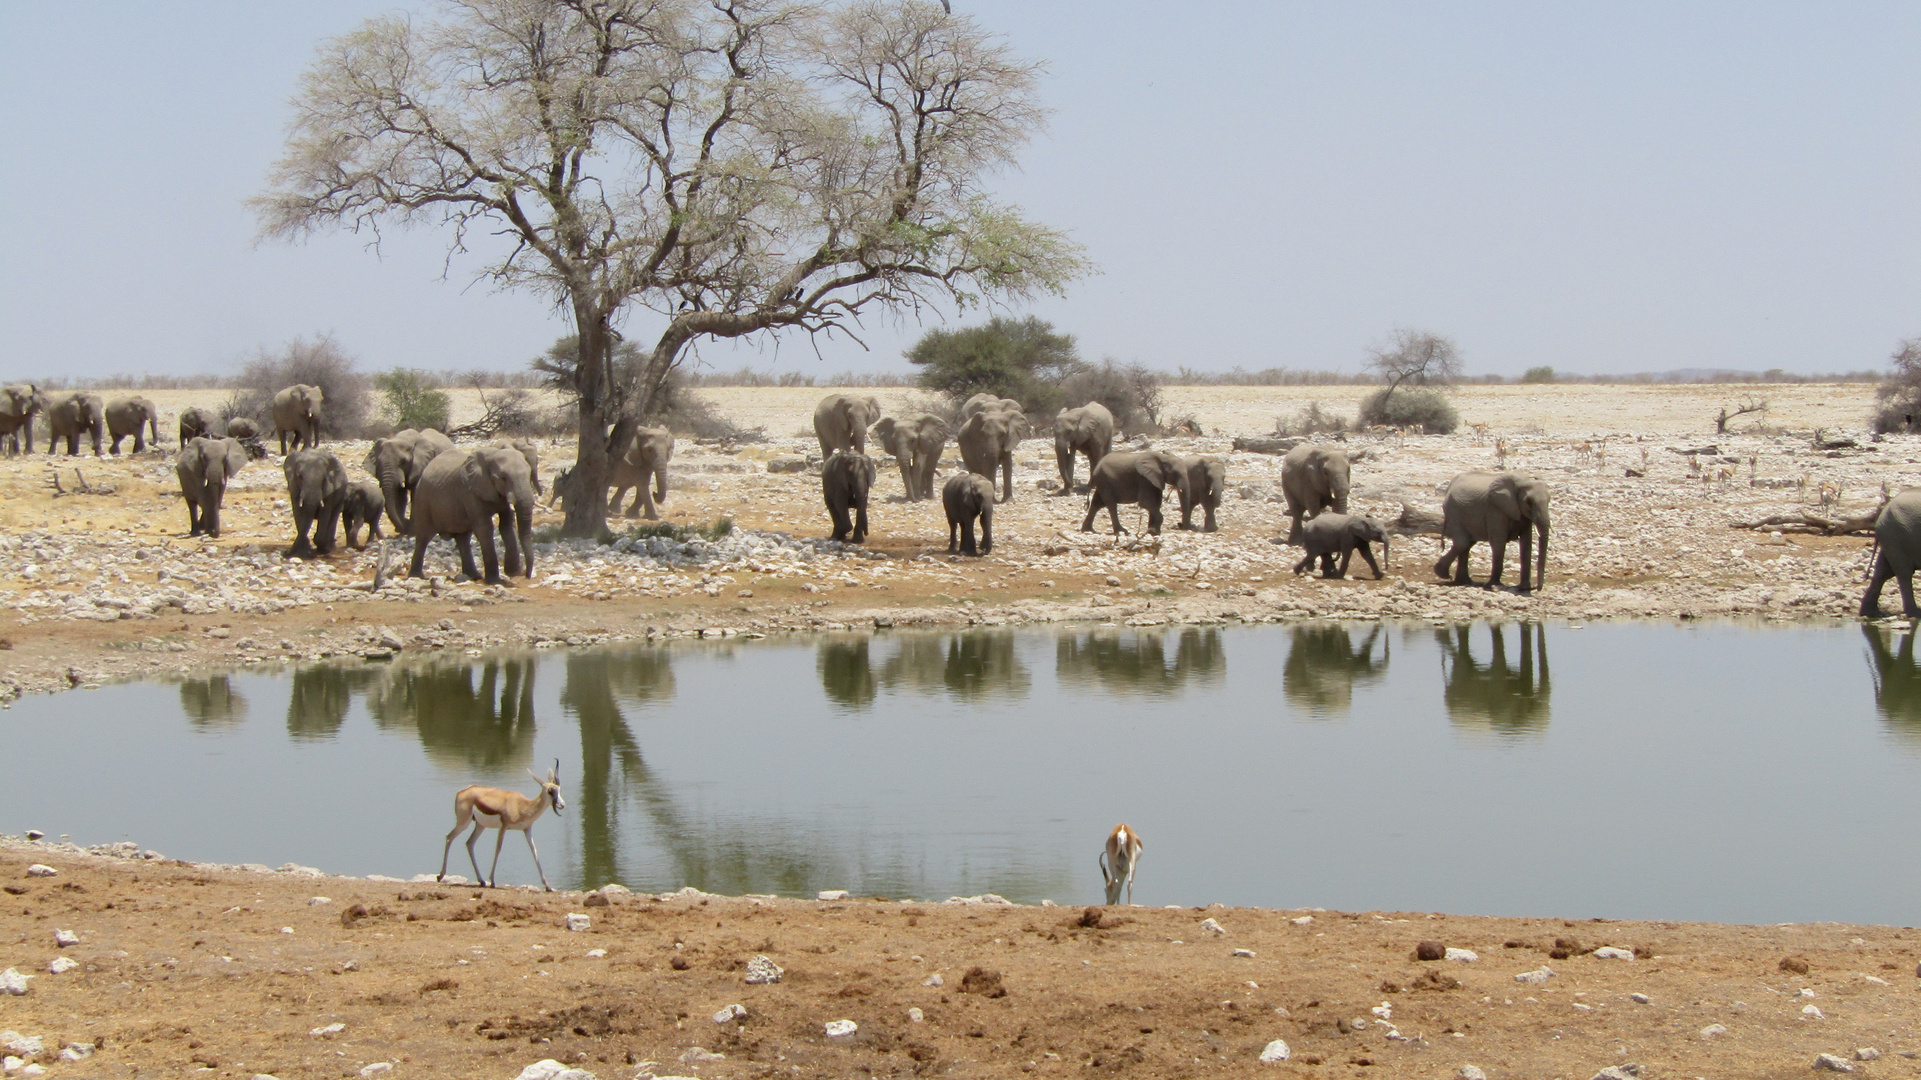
[5,622,1921,925]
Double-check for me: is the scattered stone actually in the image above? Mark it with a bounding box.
[564,913,591,932]
[599,883,631,895]
[0,970,30,995]
[583,892,609,907]
[57,1044,93,1063]
[24,865,55,877]
[1802,1004,1825,1020]
[1415,940,1445,961]
[923,972,943,987]
[712,1004,747,1024]
[1445,948,1479,963]
[359,1064,394,1078]
[679,1047,725,1062]
[2,1034,43,1056]
[1232,948,1257,958]
[1200,917,1227,935]
[585,949,606,959]
[1458,1067,1487,1080]
[310,1023,346,1037]
[1781,955,1811,975]
[907,1007,924,1023]
[744,954,783,984]
[1699,1023,1728,1037]
[1856,1048,1882,1061]
[817,889,850,901]
[1258,1039,1290,1064]
[1514,967,1555,984]
[46,958,76,975]
[1291,915,1313,925]
[766,456,809,473]
[1590,1068,1640,1080]
[824,1020,858,1038]
[1813,1053,1856,1073]
[959,966,1006,997]
[308,896,332,906]
[1591,946,1634,960]
[51,929,77,948]
[23,831,42,841]
[514,1061,598,1080]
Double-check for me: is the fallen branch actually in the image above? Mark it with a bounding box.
[1232,436,1304,455]
[1811,428,1859,451]
[1666,444,1720,456]
[1730,511,1878,536]
[1392,502,1445,535]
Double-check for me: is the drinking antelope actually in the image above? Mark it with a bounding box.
[438,760,565,891]
[1099,823,1143,906]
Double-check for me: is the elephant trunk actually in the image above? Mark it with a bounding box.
[653,466,667,504]
[1381,534,1390,571]
[514,496,536,577]
[1533,509,1550,590]
[378,462,409,533]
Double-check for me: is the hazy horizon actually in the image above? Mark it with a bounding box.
[4,3,1916,382]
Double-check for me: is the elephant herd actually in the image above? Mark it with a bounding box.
[0,383,330,460]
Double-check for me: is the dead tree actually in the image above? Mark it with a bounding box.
[1715,398,1767,434]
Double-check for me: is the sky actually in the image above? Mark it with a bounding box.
[2,2,1917,382]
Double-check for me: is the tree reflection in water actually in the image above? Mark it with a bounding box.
[1862,624,1921,746]
[817,631,1032,709]
[364,656,539,770]
[1281,624,1389,718]
[1436,622,1551,738]
[286,665,379,741]
[178,674,247,729]
[1055,627,1224,697]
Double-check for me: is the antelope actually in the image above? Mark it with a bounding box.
[1494,438,1510,468]
[1469,421,1490,443]
[1099,823,1143,906]
[438,760,565,891]
[1818,481,1842,510]
[1573,440,1594,463]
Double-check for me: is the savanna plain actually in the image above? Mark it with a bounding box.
[4,382,1921,1079]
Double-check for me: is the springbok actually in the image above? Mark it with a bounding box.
[1099,823,1143,906]
[438,760,565,891]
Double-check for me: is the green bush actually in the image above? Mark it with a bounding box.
[1520,366,1556,384]
[1357,387,1459,434]
[374,368,452,432]
[907,315,1081,417]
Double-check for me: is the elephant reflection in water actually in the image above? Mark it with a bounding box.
[364,655,538,771]
[286,665,380,741]
[1436,622,1551,737]
[818,637,877,707]
[1056,628,1224,697]
[817,631,1032,709]
[1282,624,1389,717]
[1861,625,1921,746]
[179,675,247,729]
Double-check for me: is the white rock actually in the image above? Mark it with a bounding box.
[565,913,591,932]
[1803,1004,1825,1020]
[18,1066,45,1079]
[679,1047,725,1063]
[1813,1054,1856,1073]
[1699,1023,1728,1037]
[744,954,783,984]
[1590,946,1634,960]
[1445,948,1479,962]
[0,1057,19,1075]
[1458,1068,1487,1080]
[1,1034,42,1056]
[712,1003,747,1024]
[1291,915,1313,925]
[0,971,30,995]
[1200,917,1227,935]
[1370,1002,1392,1020]
[56,1044,92,1063]
[924,972,943,987]
[1232,948,1257,958]
[907,1007,924,1023]
[1856,1048,1881,1061]
[586,949,607,959]
[599,883,631,895]
[52,930,78,948]
[1629,993,1650,1004]
[1514,967,1555,984]
[359,1064,394,1078]
[46,958,77,975]
[1590,1069,1639,1080]
[1258,1039,1290,1063]
[310,1022,346,1037]
[24,865,55,877]
[817,889,850,901]
[512,1062,569,1080]
[309,896,333,906]
[824,1020,858,1038]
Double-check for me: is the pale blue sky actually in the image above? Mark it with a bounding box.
[3,3,1916,381]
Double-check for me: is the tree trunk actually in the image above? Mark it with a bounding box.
[562,305,615,538]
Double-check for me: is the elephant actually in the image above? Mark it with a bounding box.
[105,395,162,454]
[224,416,260,441]
[873,414,948,501]
[283,448,350,559]
[1861,488,1921,617]
[1292,512,1389,579]
[1080,450,1189,536]
[363,427,457,532]
[272,383,325,454]
[1053,402,1115,493]
[341,478,386,550]
[179,406,225,444]
[943,471,997,556]
[813,392,882,456]
[822,450,877,543]
[0,384,48,455]
[1176,454,1227,532]
[46,391,106,456]
[1281,443,1350,544]
[960,393,1021,421]
[409,446,538,584]
[1434,470,1552,592]
[175,436,249,538]
[957,400,1029,503]
[606,426,674,519]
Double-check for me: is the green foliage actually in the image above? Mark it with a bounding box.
[907,316,1081,416]
[1520,366,1557,384]
[374,368,452,432]
[1358,387,1460,434]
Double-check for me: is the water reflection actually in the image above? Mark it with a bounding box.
[1862,625,1921,745]
[287,665,379,741]
[1282,624,1389,718]
[365,656,539,770]
[1437,622,1551,738]
[818,638,877,707]
[817,631,1032,709]
[1055,627,1225,697]
[179,675,247,729]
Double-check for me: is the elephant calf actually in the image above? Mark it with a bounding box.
[943,472,996,556]
[1176,454,1227,532]
[1293,512,1389,580]
[283,449,350,559]
[822,451,877,543]
[341,478,386,550]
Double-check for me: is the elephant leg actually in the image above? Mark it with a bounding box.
[1336,545,1355,578]
[1486,523,1509,589]
[183,497,201,536]
[1862,551,1895,617]
[451,532,483,582]
[288,508,314,559]
[1145,498,1163,536]
[959,518,976,556]
[1081,496,1101,533]
[109,434,122,456]
[608,484,630,515]
[1356,542,1383,580]
[205,496,222,538]
[1517,528,1535,593]
[980,511,993,555]
[1056,448,1075,494]
[1293,551,1314,575]
[473,528,503,584]
[828,502,851,542]
[852,500,868,544]
[408,532,432,579]
[1203,502,1218,533]
[1286,509,1304,545]
[1899,570,1921,619]
[498,511,522,576]
[999,455,1015,503]
[948,518,960,553]
[640,480,659,521]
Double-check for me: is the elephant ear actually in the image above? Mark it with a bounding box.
[1488,484,1521,520]
[1134,456,1168,491]
[223,439,248,477]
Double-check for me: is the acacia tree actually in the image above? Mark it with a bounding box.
[1365,327,1463,399]
[256,0,1088,535]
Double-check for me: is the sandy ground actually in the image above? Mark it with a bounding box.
[3,840,1918,1080]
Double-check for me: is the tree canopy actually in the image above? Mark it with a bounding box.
[1365,328,1463,397]
[907,315,1080,415]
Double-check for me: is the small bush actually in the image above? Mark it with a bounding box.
[1058,359,1165,435]
[1274,400,1347,437]
[907,315,1080,417]
[1872,337,1921,433]
[374,368,452,432]
[1521,366,1557,384]
[232,335,373,439]
[1358,387,1459,434]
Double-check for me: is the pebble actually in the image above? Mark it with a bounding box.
[52,929,77,948]
[2,1034,43,1056]
[1257,1039,1290,1064]
[1458,1068,1487,1080]
[586,949,607,959]
[907,1007,924,1023]
[1200,917,1226,935]
[0,970,30,995]
[1232,948,1257,958]
[817,889,850,901]
[679,1047,725,1062]
[1856,1048,1882,1061]
[744,954,783,985]
[1590,946,1634,960]
[564,913,591,932]
[57,1044,93,1063]
[824,1019,858,1038]
[1514,967,1555,984]
[23,831,42,841]
[1291,915,1313,925]
[1699,1023,1728,1037]
[514,1062,599,1080]
[1629,993,1650,1004]
[712,1004,747,1024]
[924,972,943,987]
[310,1023,346,1037]
[358,1064,393,1079]
[24,865,55,877]
[1803,1004,1825,1020]
[1590,1069,1640,1080]
[308,896,332,906]
[46,958,76,975]
[1445,947,1479,962]
[1813,1054,1856,1073]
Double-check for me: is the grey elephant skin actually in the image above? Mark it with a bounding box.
[822,451,877,543]
[179,406,226,444]
[0,384,49,455]
[224,416,261,441]
[272,384,325,454]
[1293,512,1389,579]
[1435,470,1551,592]
[283,449,350,559]
[105,395,162,454]
[1862,488,1921,617]
[364,427,456,532]
[943,472,997,556]
[46,392,106,457]
[1053,402,1114,493]
[873,414,948,501]
[341,478,386,550]
[409,446,537,584]
[176,437,249,538]
[1081,450,1189,536]
[1281,443,1350,543]
[957,399,1029,503]
[813,393,881,456]
[1176,454,1227,532]
[607,427,674,519]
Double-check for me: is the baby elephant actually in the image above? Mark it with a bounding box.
[943,472,997,556]
[341,478,386,550]
[822,451,876,543]
[1293,512,1390,580]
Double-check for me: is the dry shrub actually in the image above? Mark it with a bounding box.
[232,335,373,439]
